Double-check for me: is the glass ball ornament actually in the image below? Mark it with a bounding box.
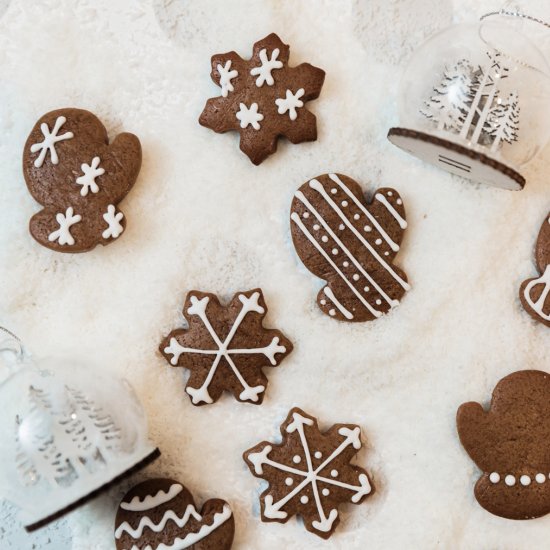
[388,9,550,190]
[0,331,160,531]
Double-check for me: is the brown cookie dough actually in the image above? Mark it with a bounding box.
[23,108,142,253]
[199,33,325,165]
[243,407,374,539]
[115,478,234,550]
[290,173,410,322]
[159,289,292,406]
[457,370,550,519]
[520,212,550,327]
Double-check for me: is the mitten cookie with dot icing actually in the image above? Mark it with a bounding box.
[290,173,410,322]
[520,212,550,327]
[457,370,550,519]
[23,108,142,253]
[199,33,325,165]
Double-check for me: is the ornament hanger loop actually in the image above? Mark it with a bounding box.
[0,326,24,362]
[480,9,550,31]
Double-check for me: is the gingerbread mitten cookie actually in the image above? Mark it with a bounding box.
[457,370,550,519]
[199,33,325,165]
[520,213,550,327]
[23,108,141,253]
[159,289,292,406]
[290,173,410,322]
[244,408,374,539]
[115,479,234,549]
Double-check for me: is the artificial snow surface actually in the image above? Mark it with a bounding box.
[1,0,550,548]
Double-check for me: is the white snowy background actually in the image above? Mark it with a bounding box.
[1,0,550,548]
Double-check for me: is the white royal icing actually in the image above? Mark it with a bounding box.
[236,102,263,130]
[30,115,74,168]
[250,48,283,87]
[76,156,104,196]
[323,286,354,320]
[217,60,238,97]
[164,291,286,405]
[523,265,550,322]
[375,193,407,229]
[48,207,82,246]
[489,472,549,486]
[248,411,371,535]
[275,88,305,121]
[102,204,124,239]
[120,483,183,512]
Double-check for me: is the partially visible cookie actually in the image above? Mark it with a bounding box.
[114,478,234,549]
[457,370,550,519]
[243,407,374,539]
[23,108,141,253]
[290,173,410,322]
[199,33,325,165]
[520,212,550,327]
[159,289,292,406]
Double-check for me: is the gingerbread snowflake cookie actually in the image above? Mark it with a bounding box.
[243,408,374,539]
[115,478,234,549]
[159,289,292,406]
[520,212,550,327]
[23,108,141,253]
[290,173,410,322]
[457,370,550,519]
[199,33,325,165]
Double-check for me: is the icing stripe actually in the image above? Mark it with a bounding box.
[121,484,183,512]
[295,190,396,308]
[375,193,407,229]
[291,213,381,318]
[311,178,411,291]
[129,505,233,550]
[115,505,202,539]
[329,173,400,252]
[323,287,353,320]
[524,265,550,321]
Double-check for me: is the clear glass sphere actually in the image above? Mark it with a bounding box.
[0,337,158,530]
[389,20,550,189]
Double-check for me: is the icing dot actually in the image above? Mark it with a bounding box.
[321,236,329,243]
[364,225,372,232]
[313,224,320,231]
[332,248,338,255]
[331,188,337,194]
[341,201,348,207]
[505,474,516,486]
[520,475,531,486]
[331,470,338,478]
[387,191,393,196]
[339,224,345,230]
[384,251,390,256]
[376,299,382,305]
[300,495,309,504]
[375,238,382,245]
[329,309,336,316]
[293,455,301,464]
[536,473,546,484]
[343,261,349,268]
[320,299,327,306]
[353,274,360,281]
[322,488,330,496]
[489,472,500,484]
[314,451,322,459]
[303,212,310,219]
[364,286,370,292]
[285,477,293,486]
[397,198,403,205]
[353,214,360,220]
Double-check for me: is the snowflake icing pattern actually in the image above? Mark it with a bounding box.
[160,289,293,406]
[30,115,74,168]
[199,33,325,165]
[244,408,374,539]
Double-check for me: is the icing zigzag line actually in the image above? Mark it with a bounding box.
[120,484,183,512]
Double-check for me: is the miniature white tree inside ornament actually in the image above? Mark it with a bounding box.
[388,10,550,190]
[0,330,159,532]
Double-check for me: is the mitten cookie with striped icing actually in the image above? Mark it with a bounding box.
[114,478,234,549]
[520,212,550,327]
[290,173,410,322]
